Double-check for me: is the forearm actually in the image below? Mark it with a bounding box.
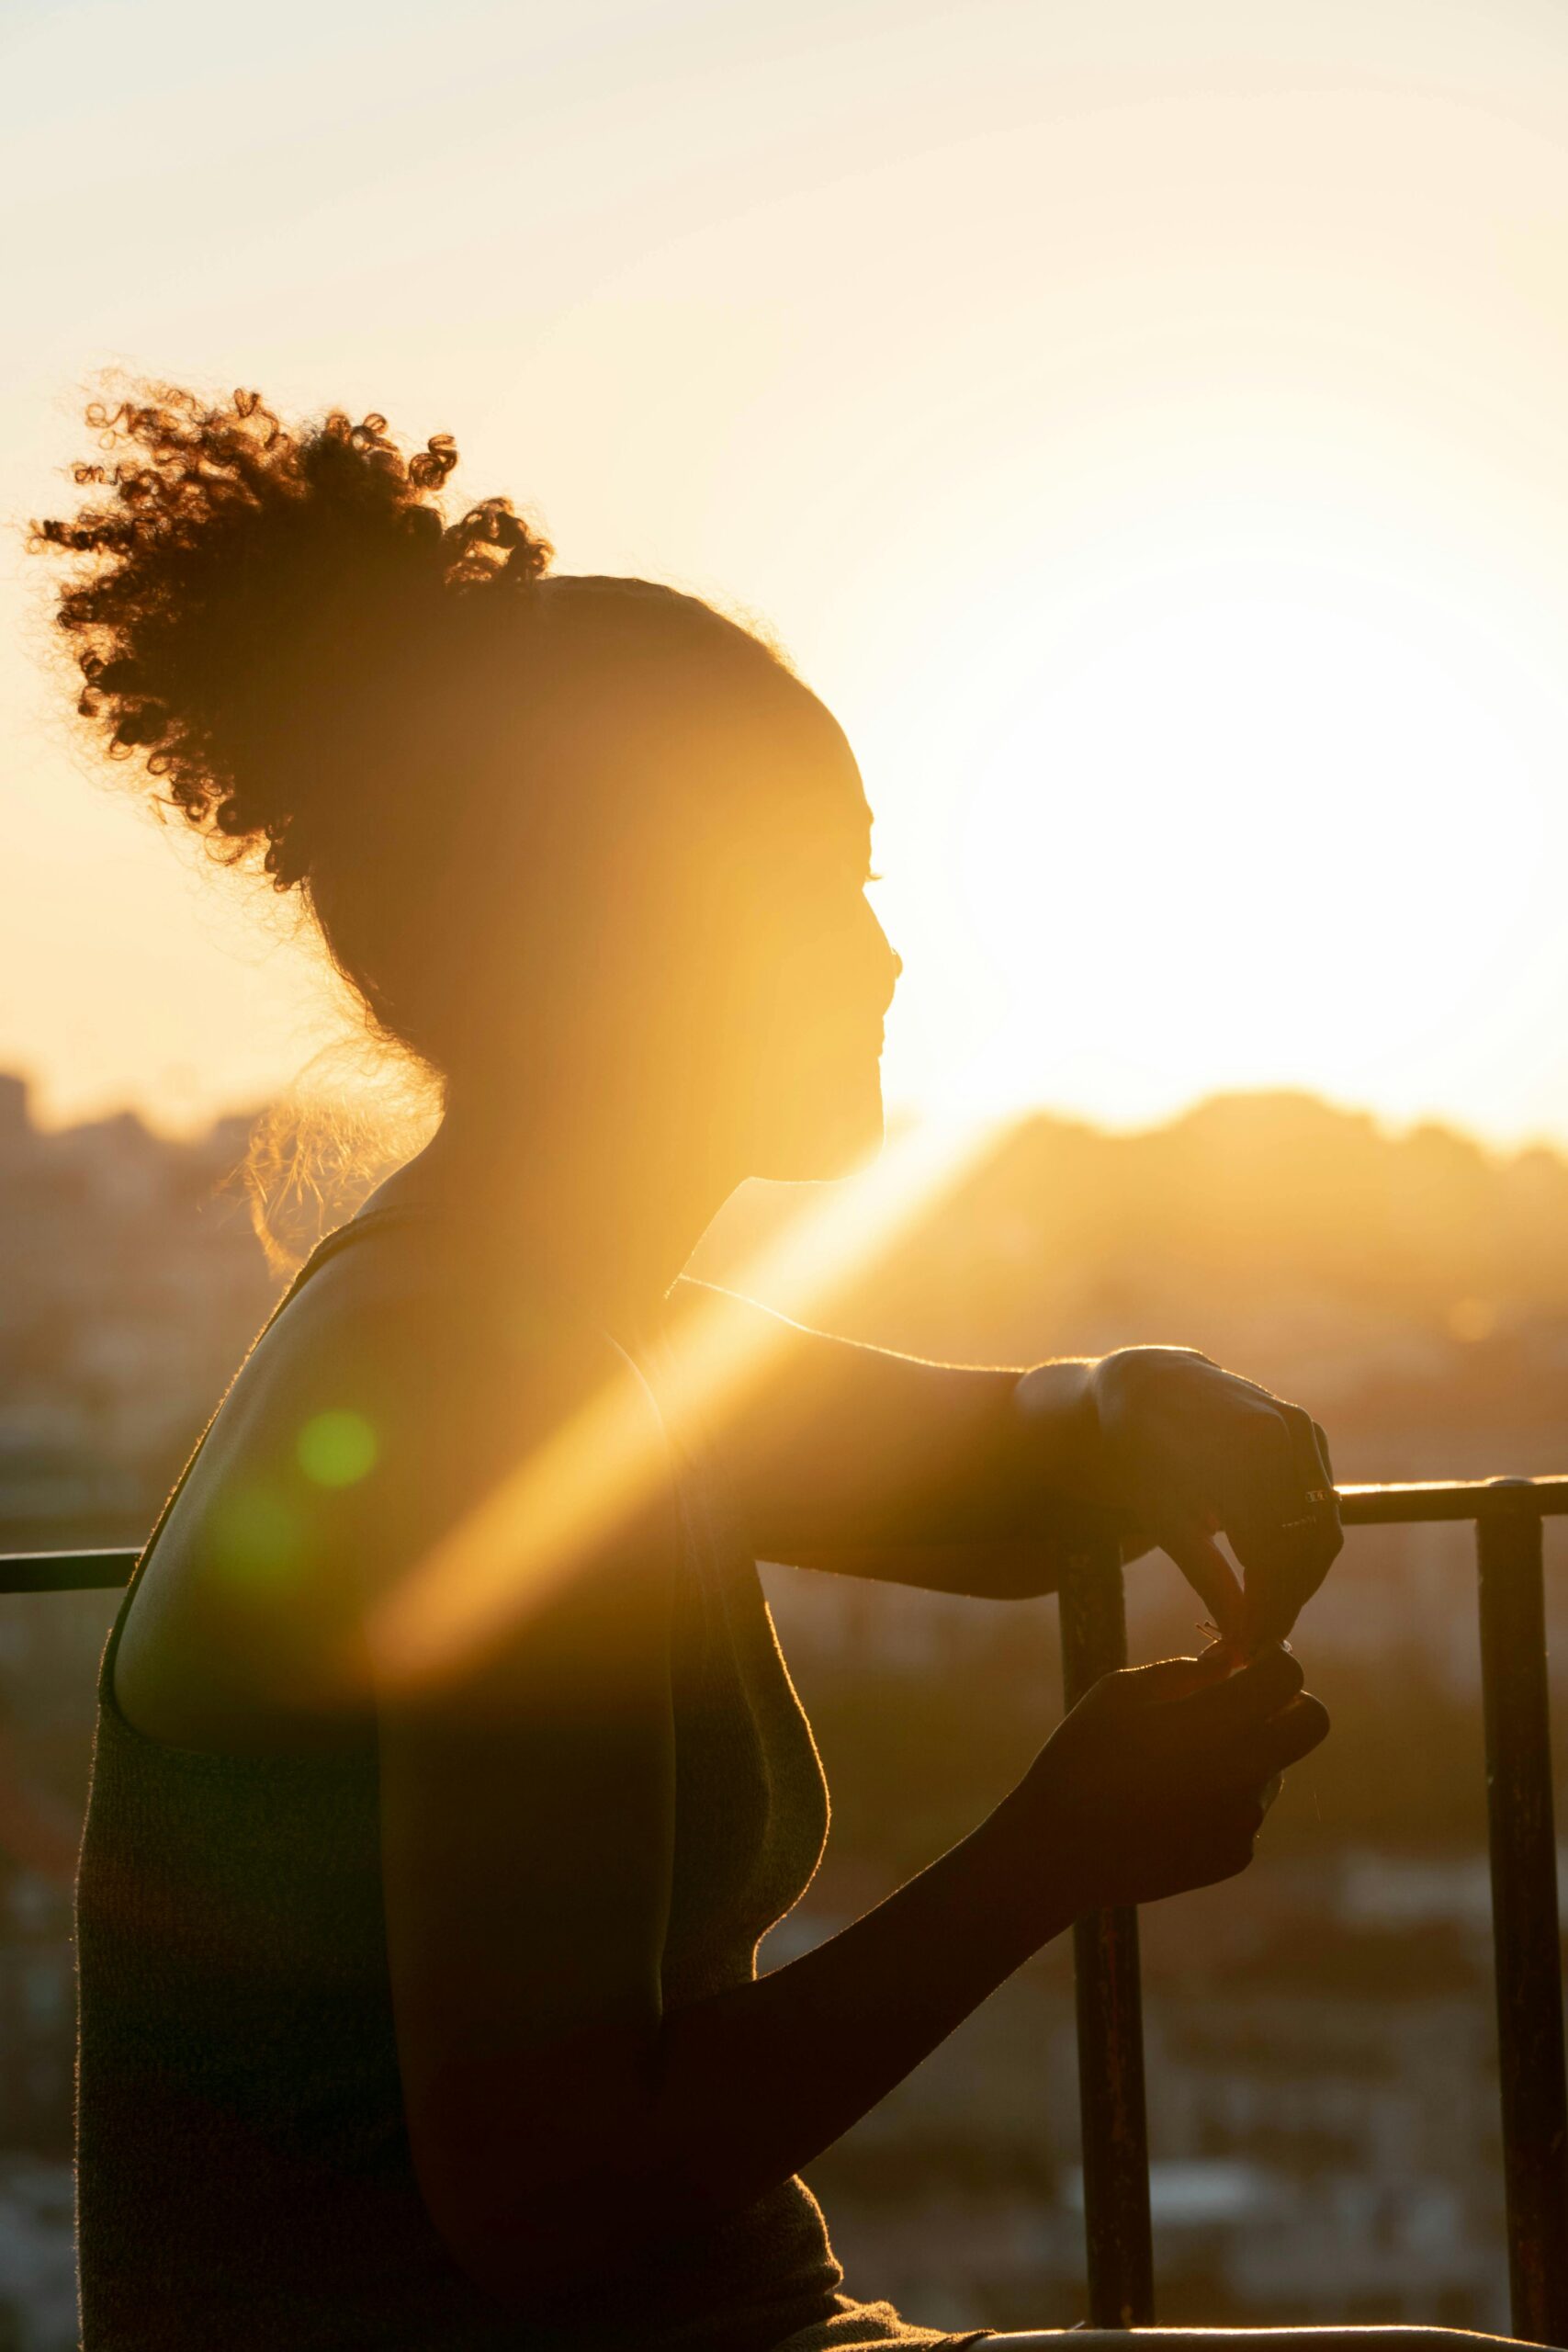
[672,1277,1105,1567]
[442,1786,1077,2301]
[649,1784,1074,2218]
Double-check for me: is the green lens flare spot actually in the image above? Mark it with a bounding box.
[297,1409,379,1489]
[212,1488,303,1589]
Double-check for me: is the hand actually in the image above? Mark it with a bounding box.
[1084,1347,1341,1649]
[1019,1645,1329,1912]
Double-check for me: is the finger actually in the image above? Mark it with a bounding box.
[1155,1518,1246,1644]
[1225,1397,1311,1525]
[1195,1824,1261,1887]
[1239,1531,1340,1646]
[1285,1405,1343,1590]
[1224,1402,1327,1539]
[1165,1643,1305,1741]
[1189,1776,1281,1880]
[1099,1653,1234,1711]
[1208,1777,1282,1855]
[1229,1407,1343,1645]
[1279,1401,1344,1609]
[1288,1402,1334,1500]
[1236,1690,1331,1778]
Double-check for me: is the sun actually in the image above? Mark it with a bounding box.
[861,494,1568,1144]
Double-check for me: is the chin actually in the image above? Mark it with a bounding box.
[757,1075,885,1183]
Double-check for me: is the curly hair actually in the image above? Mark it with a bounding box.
[34,386,552,893]
[33,381,794,1076]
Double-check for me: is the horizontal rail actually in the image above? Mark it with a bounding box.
[0,1548,139,1591]
[3,1479,1565,1598]
[1337,1477,1568,1525]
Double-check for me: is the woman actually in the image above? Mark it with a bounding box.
[39,387,1345,2351]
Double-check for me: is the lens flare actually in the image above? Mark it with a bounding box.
[298,1409,379,1489]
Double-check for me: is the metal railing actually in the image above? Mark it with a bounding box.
[1061,1478,1568,2346]
[6,1478,1568,2341]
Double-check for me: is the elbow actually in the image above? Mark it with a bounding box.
[410,2121,727,2312]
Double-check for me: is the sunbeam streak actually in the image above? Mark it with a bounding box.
[365,1115,1000,1688]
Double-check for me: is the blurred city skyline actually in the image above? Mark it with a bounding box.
[0,1057,1561,2337]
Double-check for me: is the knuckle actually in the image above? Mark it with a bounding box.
[1203,1833,1256,1885]
[1300,1694,1331,1742]
[1244,1650,1300,1711]
[1268,1406,1303,1459]
[1267,1697,1328,1767]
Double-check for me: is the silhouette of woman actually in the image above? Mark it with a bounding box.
[39,388,1369,2349]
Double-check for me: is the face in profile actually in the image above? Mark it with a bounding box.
[712,695,901,1184]
[475,673,898,1188]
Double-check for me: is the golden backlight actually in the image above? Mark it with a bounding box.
[6,2,1568,1150]
[863,503,1568,1138]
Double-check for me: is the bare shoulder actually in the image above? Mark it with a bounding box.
[112,1227,675,1755]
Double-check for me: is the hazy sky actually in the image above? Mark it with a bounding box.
[8,0,1568,1143]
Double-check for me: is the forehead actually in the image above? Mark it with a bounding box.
[772,686,873,842]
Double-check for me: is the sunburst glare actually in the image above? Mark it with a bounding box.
[366,1114,1000,1686]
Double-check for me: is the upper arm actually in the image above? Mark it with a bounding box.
[339,1309,682,2284]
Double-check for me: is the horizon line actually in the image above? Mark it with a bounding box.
[6,1066,1567,1170]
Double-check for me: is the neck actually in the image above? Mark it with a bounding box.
[373,1083,744,1326]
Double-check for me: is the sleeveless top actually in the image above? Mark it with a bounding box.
[74,1208,983,2350]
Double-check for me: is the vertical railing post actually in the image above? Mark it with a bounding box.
[1477,1487,1568,2346]
[1060,1535,1156,2328]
